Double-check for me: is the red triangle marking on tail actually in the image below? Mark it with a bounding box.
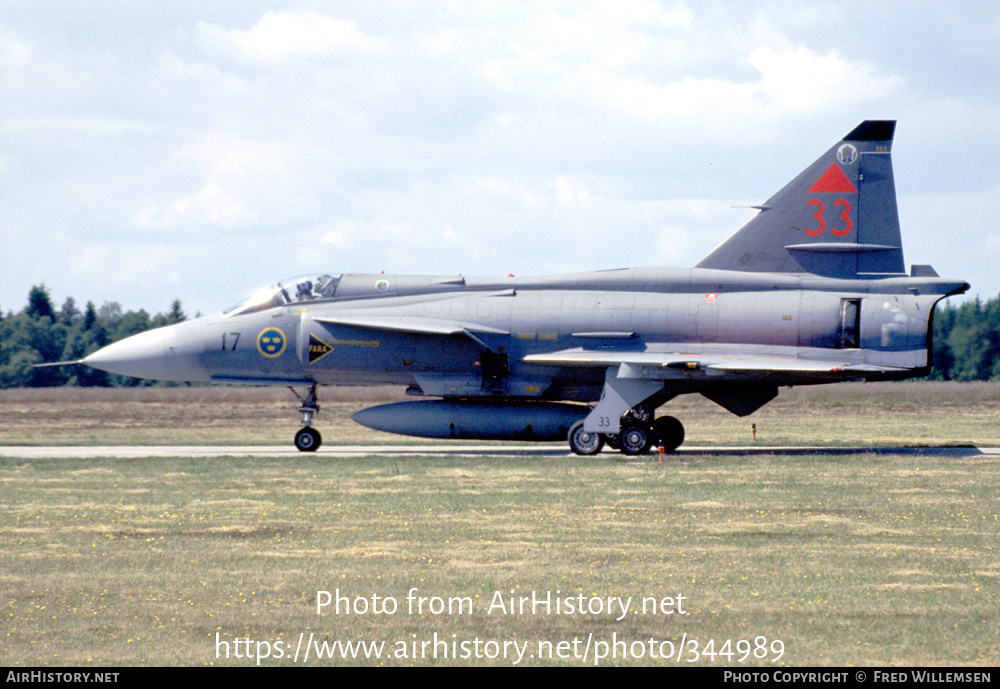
[808,163,858,194]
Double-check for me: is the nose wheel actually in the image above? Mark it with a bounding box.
[294,426,322,452]
[289,384,322,452]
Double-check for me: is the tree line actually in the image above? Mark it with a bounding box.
[1,284,998,387]
[929,297,1000,381]
[0,285,188,387]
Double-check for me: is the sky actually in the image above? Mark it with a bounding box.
[2,1,999,317]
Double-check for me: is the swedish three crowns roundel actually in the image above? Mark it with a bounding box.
[257,327,287,358]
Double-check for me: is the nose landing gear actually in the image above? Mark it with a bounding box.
[289,384,322,452]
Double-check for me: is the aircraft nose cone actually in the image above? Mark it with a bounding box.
[83,321,209,382]
[84,327,176,380]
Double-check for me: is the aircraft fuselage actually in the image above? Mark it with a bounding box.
[116,267,964,399]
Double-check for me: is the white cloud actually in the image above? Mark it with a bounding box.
[320,221,354,248]
[0,25,32,66]
[3,2,1000,314]
[555,176,593,208]
[132,133,322,231]
[467,6,904,146]
[194,10,379,63]
[135,181,254,229]
[745,46,905,114]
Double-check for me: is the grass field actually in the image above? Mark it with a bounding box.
[2,383,999,666]
[4,381,1000,447]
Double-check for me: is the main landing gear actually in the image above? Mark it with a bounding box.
[290,384,322,452]
[568,415,685,457]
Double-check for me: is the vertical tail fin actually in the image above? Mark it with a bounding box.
[696,120,905,278]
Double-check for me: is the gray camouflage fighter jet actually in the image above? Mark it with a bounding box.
[78,121,968,454]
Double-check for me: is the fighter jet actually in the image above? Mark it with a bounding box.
[78,121,968,454]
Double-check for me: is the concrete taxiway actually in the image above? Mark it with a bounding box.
[0,444,996,459]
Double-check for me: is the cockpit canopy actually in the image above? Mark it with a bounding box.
[224,274,341,317]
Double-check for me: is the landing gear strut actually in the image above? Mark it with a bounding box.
[289,384,322,452]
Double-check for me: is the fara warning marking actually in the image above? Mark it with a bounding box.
[308,333,334,364]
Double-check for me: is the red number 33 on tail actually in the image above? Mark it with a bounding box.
[805,199,852,237]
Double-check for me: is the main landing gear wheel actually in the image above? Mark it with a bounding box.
[294,427,322,452]
[652,415,685,452]
[289,383,322,452]
[568,421,604,456]
[620,424,651,456]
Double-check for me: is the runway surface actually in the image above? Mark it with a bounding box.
[1,444,996,459]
